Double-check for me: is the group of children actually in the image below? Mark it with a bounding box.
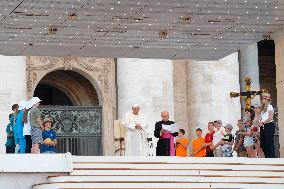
[5,97,57,154]
[175,93,275,158]
[173,120,234,158]
[190,120,234,157]
[176,118,260,158]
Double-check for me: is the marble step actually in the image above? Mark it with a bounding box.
[69,169,284,177]
[33,157,284,189]
[72,162,284,171]
[32,182,284,189]
[72,156,284,165]
[47,175,284,184]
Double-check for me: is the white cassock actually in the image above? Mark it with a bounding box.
[121,111,148,156]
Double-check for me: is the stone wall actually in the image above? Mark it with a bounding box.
[0,54,242,155]
[0,56,26,153]
[173,53,241,144]
[117,58,174,154]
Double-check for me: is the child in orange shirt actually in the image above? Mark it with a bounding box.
[176,129,189,157]
[191,128,206,157]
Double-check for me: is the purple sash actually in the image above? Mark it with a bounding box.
[161,132,175,156]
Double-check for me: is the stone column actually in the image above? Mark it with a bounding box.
[273,30,284,157]
[0,56,27,153]
[117,58,174,155]
[172,60,189,135]
[187,53,241,142]
[239,43,260,110]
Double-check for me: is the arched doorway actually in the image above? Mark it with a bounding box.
[27,56,117,156]
[34,84,73,106]
[34,70,103,156]
[258,40,277,106]
[34,70,99,106]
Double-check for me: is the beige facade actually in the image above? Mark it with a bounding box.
[0,52,277,156]
[173,53,241,143]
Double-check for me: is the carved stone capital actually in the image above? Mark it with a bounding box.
[26,56,114,97]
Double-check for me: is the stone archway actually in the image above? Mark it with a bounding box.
[35,84,74,106]
[26,56,117,155]
[34,70,99,106]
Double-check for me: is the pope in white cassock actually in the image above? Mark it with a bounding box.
[121,104,148,156]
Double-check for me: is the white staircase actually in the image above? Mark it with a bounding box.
[33,156,284,189]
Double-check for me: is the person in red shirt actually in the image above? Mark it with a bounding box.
[204,122,215,157]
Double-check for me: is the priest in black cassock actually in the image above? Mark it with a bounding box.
[154,111,178,156]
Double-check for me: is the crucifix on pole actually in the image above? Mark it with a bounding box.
[230,77,268,110]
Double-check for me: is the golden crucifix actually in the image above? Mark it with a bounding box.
[230,77,268,110]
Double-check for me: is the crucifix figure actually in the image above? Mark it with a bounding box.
[230,77,268,110]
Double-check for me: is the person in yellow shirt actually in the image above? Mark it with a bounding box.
[176,129,189,157]
[191,128,206,157]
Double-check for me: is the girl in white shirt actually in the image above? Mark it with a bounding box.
[259,93,275,158]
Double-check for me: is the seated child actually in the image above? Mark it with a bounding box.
[221,124,234,157]
[191,128,206,157]
[41,117,57,153]
[176,129,189,157]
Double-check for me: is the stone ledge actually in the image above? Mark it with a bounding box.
[0,153,72,173]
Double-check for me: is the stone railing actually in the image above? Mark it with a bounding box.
[41,106,103,156]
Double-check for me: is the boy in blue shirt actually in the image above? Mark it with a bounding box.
[41,117,57,153]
